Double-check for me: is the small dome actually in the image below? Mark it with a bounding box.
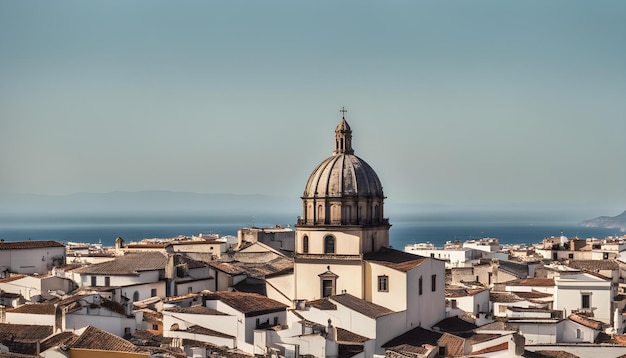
[303,153,384,198]
[303,115,383,199]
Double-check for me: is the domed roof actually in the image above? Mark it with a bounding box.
[302,116,384,198]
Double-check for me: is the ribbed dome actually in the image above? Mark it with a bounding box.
[303,154,384,198]
[303,116,384,199]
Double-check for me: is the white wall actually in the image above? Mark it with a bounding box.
[5,311,55,326]
[65,310,136,337]
[560,320,597,343]
[121,281,166,302]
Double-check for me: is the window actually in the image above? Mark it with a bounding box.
[188,287,193,294]
[378,275,389,292]
[151,288,157,297]
[419,276,423,295]
[576,328,582,339]
[451,299,457,309]
[153,324,159,330]
[322,280,334,297]
[256,318,260,328]
[568,253,574,259]
[273,317,279,326]
[133,291,139,302]
[104,276,110,286]
[91,276,97,287]
[324,236,335,254]
[431,274,437,292]
[303,236,309,253]
[582,294,591,309]
[124,327,131,335]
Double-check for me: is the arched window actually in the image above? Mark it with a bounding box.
[317,205,323,223]
[324,236,335,254]
[133,291,139,302]
[302,236,309,253]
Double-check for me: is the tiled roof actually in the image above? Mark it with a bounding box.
[336,327,369,343]
[471,341,508,355]
[0,240,64,250]
[71,326,143,352]
[446,286,488,298]
[504,278,555,287]
[75,251,167,275]
[568,313,603,330]
[0,323,53,340]
[39,331,78,351]
[207,257,293,279]
[466,333,501,345]
[306,298,337,311]
[8,303,55,315]
[477,321,517,332]
[437,332,465,356]
[187,325,235,339]
[330,293,394,319]
[165,305,226,315]
[513,291,553,300]
[567,260,620,271]
[203,291,287,317]
[173,254,207,269]
[498,260,529,278]
[432,316,477,333]
[0,275,26,283]
[364,247,427,272]
[490,292,524,303]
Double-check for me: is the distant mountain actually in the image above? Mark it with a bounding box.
[579,210,626,232]
[0,191,298,217]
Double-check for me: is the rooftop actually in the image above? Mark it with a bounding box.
[203,291,287,317]
[329,293,395,319]
[364,247,427,272]
[0,240,64,250]
[75,251,168,275]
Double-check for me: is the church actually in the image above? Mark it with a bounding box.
[266,111,446,337]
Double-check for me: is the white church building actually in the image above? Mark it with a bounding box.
[266,113,447,356]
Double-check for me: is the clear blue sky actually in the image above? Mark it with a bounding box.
[1,1,624,214]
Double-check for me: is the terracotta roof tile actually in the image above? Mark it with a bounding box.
[490,292,524,303]
[568,313,603,330]
[75,252,167,275]
[336,327,369,343]
[0,241,64,250]
[0,323,53,340]
[471,341,508,355]
[187,325,235,339]
[8,303,55,315]
[437,332,465,356]
[39,331,78,351]
[203,291,287,317]
[70,326,144,352]
[504,278,555,287]
[165,305,227,315]
[330,293,394,319]
[567,260,620,271]
[306,298,337,311]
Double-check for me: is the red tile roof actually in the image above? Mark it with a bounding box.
[0,241,64,250]
[203,291,287,317]
[504,278,555,287]
[471,341,508,355]
[330,293,394,319]
[70,326,144,353]
[75,251,167,275]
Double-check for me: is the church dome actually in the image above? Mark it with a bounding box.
[302,117,384,199]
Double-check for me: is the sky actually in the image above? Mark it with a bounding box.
[1,1,625,216]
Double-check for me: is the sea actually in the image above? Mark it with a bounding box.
[0,212,622,249]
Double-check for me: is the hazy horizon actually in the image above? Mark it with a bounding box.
[1,1,624,214]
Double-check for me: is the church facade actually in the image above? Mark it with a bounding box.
[266,113,446,336]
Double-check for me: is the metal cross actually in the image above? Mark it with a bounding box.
[340,107,347,117]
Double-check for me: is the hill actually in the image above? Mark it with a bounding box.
[580,210,626,232]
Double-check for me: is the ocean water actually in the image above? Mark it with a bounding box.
[0,213,622,248]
